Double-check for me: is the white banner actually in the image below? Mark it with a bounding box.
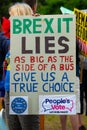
[10,15,76,115]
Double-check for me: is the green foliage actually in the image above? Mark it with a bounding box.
[38,0,87,14]
[0,0,10,19]
[0,0,87,19]
[63,0,87,10]
[38,0,65,14]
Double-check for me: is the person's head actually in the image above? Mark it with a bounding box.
[23,0,37,13]
[9,2,33,16]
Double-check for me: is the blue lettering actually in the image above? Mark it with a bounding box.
[13,72,37,82]
[41,72,55,81]
[42,82,74,92]
[45,98,70,105]
[61,72,69,81]
[11,82,38,92]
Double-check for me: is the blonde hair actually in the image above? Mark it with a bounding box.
[9,3,33,16]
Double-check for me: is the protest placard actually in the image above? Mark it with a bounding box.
[74,8,87,56]
[10,15,76,115]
